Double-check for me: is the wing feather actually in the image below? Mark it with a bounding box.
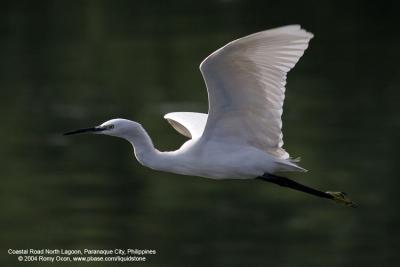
[164,112,208,139]
[199,25,313,159]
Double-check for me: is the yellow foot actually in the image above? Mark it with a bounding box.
[326,191,357,208]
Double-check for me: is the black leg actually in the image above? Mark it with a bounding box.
[257,173,357,207]
[257,173,332,199]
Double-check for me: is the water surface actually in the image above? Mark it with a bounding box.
[1,1,399,266]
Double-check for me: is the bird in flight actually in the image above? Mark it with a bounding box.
[65,25,355,207]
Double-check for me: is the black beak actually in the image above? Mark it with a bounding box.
[64,126,105,136]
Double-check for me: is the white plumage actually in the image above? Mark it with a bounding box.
[164,112,207,139]
[66,25,357,206]
[67,25,313,179]
[200,25,313,160]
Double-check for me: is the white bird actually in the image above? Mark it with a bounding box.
[65,25,355,207]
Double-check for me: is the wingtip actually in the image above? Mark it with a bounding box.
[274,24,314,39]
[305,30,314,39]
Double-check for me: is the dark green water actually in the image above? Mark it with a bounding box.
[1,1,399,266]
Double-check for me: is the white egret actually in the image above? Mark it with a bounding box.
[65,25,355,207]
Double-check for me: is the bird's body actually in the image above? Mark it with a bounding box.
[65,25,356,207]
[160,139,296,179]
[129,127,303,179]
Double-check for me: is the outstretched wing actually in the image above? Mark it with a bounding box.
[164,112,208,139]
[199,25,313,159]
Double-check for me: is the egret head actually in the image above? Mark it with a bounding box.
[64,118,141,139]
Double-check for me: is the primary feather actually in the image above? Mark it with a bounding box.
[199,25,313,159]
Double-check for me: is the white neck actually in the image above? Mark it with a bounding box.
[122,125,162,169]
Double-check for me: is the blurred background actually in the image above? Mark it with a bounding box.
[0,0,399,266]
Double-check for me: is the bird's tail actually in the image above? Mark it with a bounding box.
[275,159,308,172]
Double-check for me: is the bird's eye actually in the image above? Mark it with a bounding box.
[107,125,114,130]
